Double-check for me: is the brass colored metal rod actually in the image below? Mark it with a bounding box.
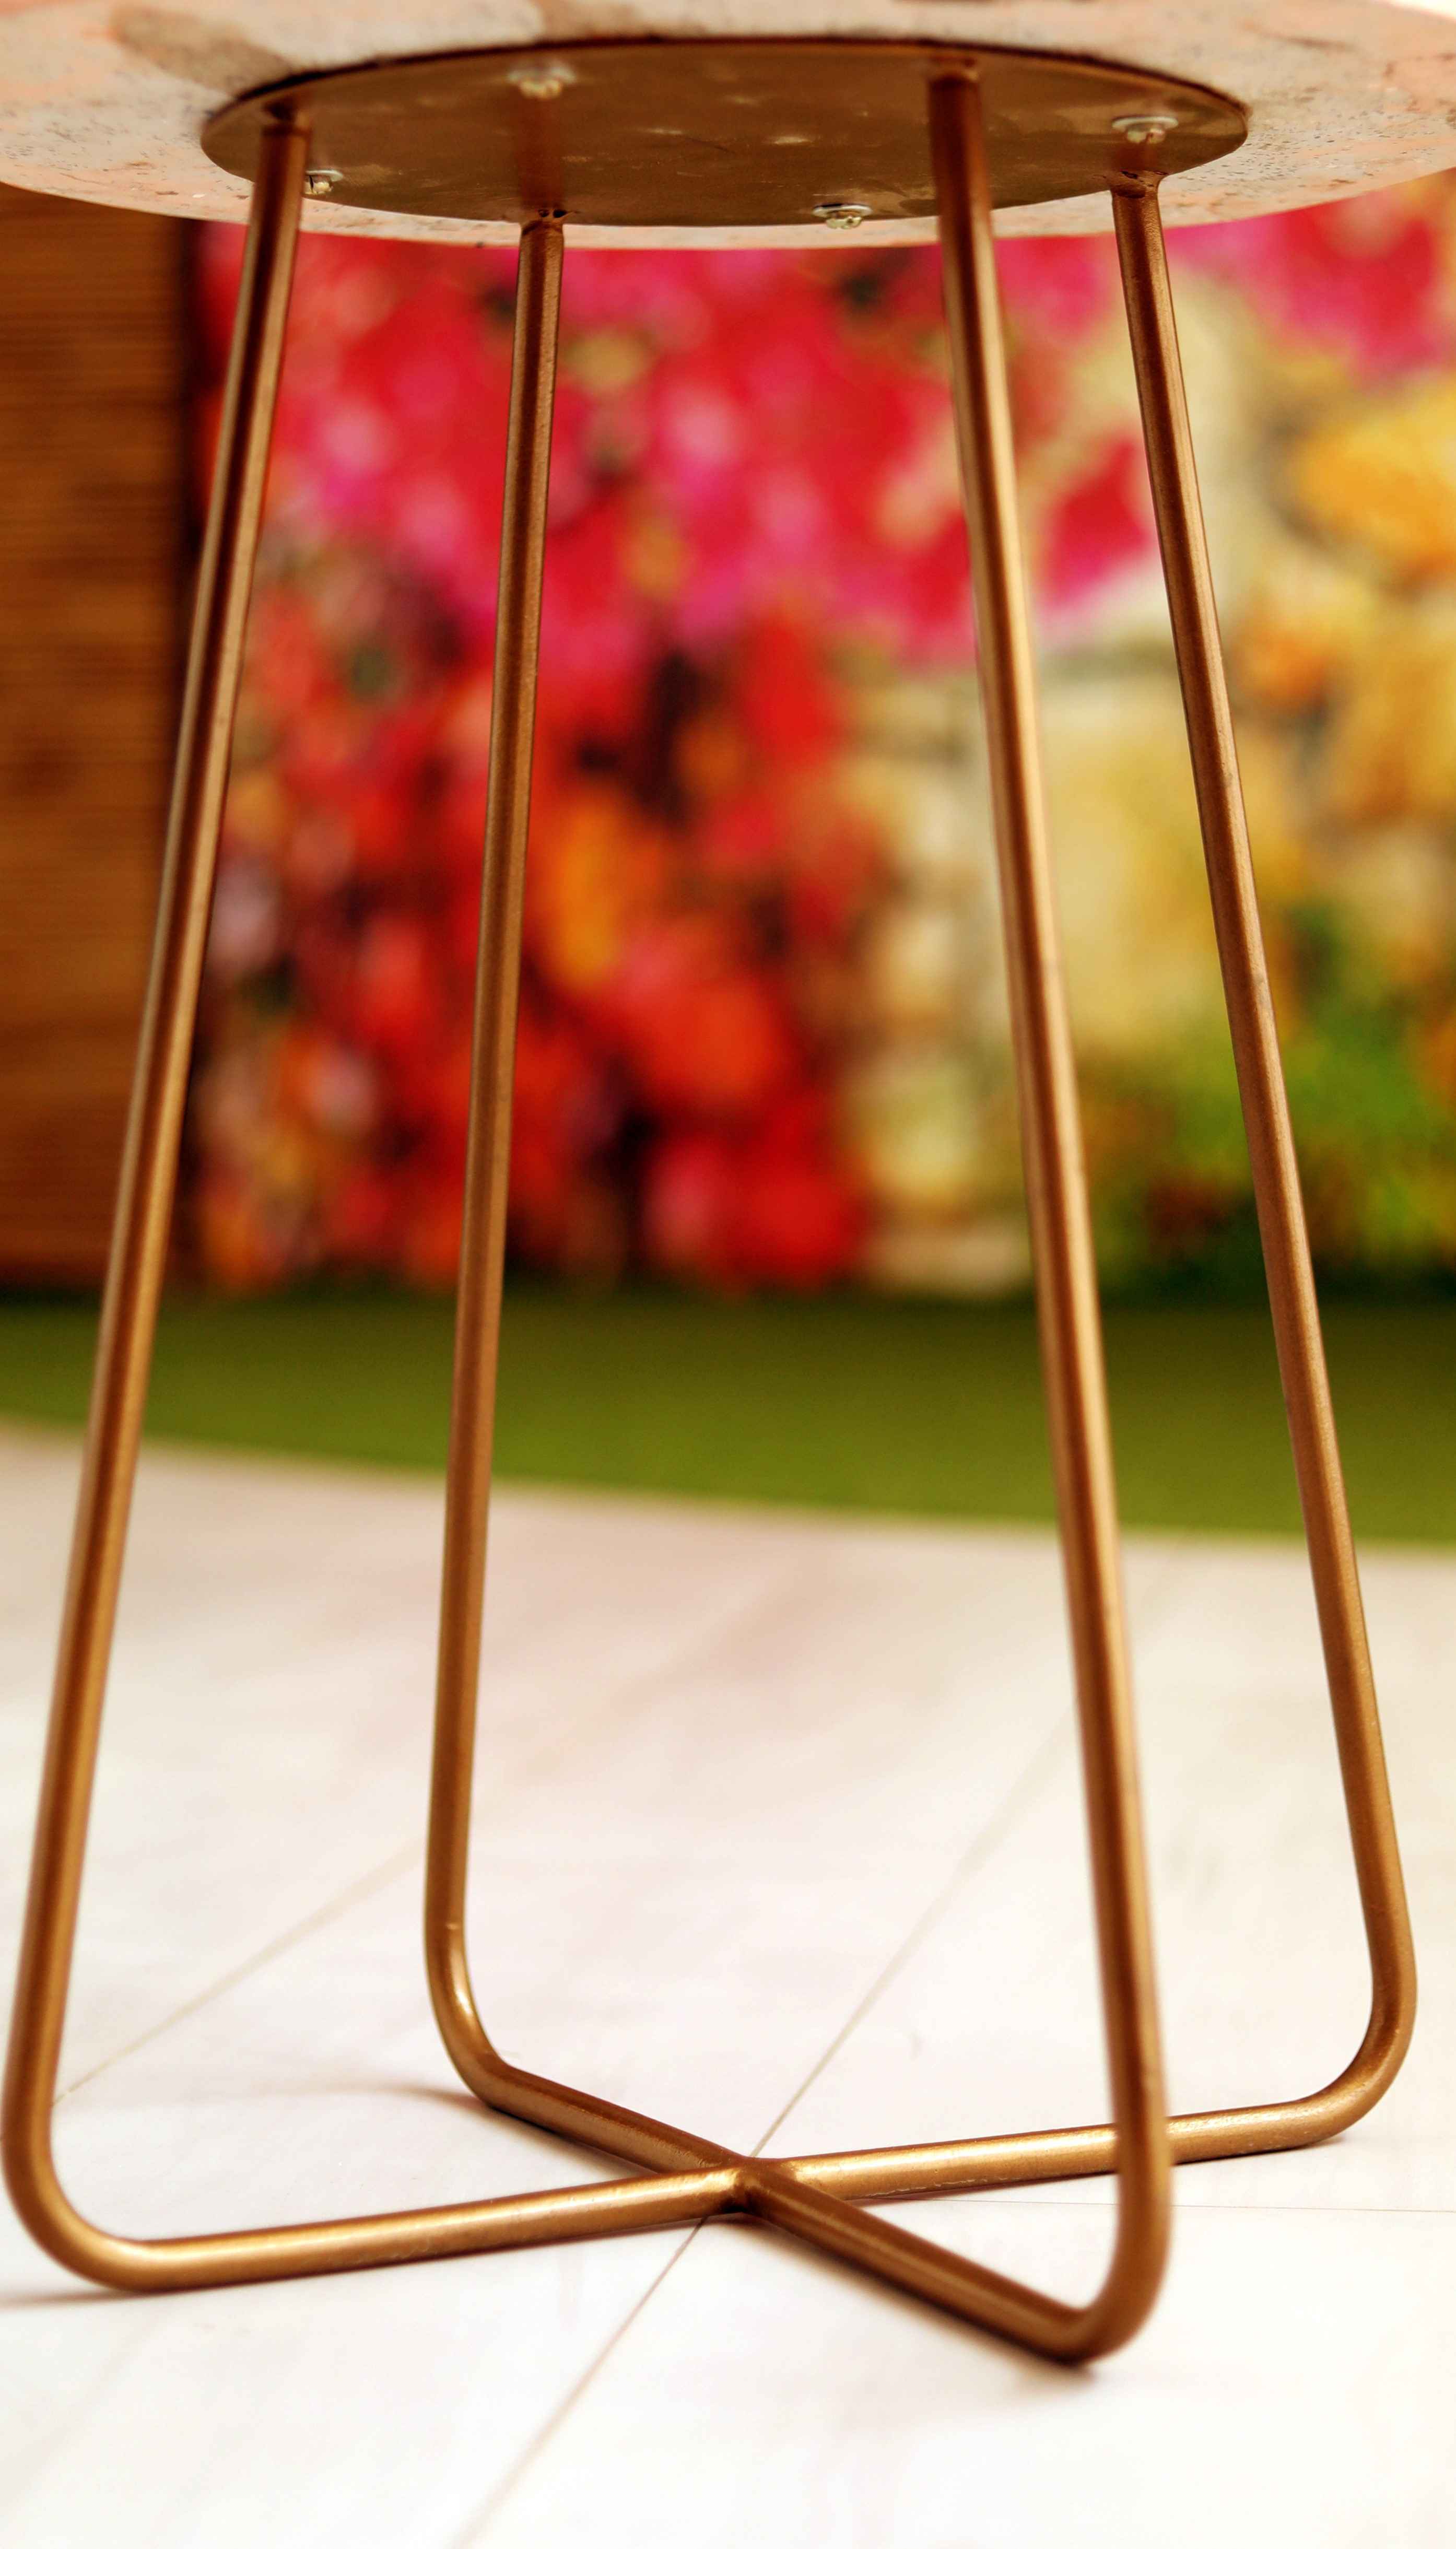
[2,114,313,2262]
[416,221,790,2208]
[425,216,562,2073]
[1112,178,1416,2124]
[16,2168,747,2297]
[757,2090,1383,2205]
[919,74,1171,2357]
[439,2057,1157,2361]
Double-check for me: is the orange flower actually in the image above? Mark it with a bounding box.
[526,781,672,1000]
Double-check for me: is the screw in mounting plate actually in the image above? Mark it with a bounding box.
[303,168,342,198]
[509,62,573,102]
[814,201,873,229]
[1112,111,1179,148]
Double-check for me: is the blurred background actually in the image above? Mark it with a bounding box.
[3,176,1456,1541]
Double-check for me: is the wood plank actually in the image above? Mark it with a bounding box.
[0,185,183,1279]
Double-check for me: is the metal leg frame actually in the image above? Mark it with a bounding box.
[2,76,1413,2364]
[772,168,1418,2217]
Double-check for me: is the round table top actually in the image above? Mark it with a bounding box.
[1,2,1455,243]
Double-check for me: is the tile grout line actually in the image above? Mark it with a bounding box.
[494,1553,831,1796]
[16,1842,427,2130]
[462,1708,1082,2544]
[444,2219,714,2549]
[745,1541,1194,2171]
[748,1711,1076,2164]
[2,1523,1189,2166]
[4,1531,809,2140]
[453,1557,1227,2537]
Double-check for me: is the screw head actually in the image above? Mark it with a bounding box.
[814,201,872,229]
[1113,111,1179,148]
[509,62,571,101]
[303,168,342,198]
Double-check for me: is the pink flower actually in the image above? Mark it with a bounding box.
[1039,431,1151,620]
[1175,186,1456,380]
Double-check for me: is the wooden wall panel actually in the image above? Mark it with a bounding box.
[0,182,184,1281]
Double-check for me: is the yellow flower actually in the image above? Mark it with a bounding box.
[1287,375,1456,582]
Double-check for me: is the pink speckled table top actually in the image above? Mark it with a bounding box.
[1,2,1455,242]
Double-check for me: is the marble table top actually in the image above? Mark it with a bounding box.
[1,2,1455,245]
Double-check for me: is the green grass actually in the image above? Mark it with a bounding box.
[0,1283,1452,1542]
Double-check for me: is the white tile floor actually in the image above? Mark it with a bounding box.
[0,1420,1452,2545]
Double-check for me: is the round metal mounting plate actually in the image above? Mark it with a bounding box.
[203,41,1246,232]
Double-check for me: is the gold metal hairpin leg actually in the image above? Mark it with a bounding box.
[746,175,1418,2215]
[425,69,1172,2363]
[0,149,741,2295]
